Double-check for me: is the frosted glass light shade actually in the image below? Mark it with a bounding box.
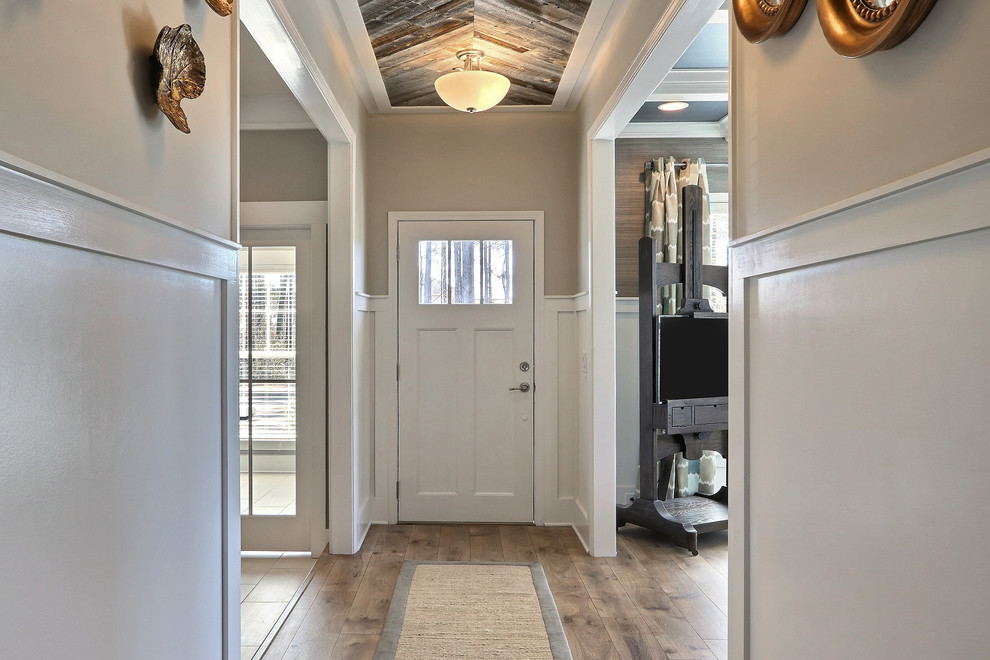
[434,70,510,113]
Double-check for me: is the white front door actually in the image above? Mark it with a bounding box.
[239,228,319,551]
[398,220,535,522]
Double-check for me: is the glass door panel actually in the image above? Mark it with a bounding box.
[239,246,298,516]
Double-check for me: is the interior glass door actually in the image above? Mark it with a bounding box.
[239,246,298,516]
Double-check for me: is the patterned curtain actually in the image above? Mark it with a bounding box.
[647,157,726,499]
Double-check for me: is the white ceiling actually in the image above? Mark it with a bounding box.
[622,6,729,138]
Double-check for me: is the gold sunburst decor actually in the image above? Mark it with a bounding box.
[205,0,233,17]
[732,0,809,44]
[817,0,939,57]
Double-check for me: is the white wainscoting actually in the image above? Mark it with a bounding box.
[364,292,587,529]
[538,294,588,525]
[615,298,640,503]
[729,149,990,659]
[356,294,391,534]
[0,162,239,659]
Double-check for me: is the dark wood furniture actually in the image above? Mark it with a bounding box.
[615,184,729,556]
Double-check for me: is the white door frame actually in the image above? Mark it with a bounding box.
[386,211,546,524]
[241,0,360,560]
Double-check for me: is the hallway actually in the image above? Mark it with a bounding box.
[256,524,727,659]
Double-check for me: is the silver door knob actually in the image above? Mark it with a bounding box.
[509,382,531,392]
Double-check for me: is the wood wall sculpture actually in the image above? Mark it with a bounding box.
[153,25,207,134]
[817,0,939,57]
[732,0,809,43]
[205,0,233,17]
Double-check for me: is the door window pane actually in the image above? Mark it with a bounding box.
[482,240,513,304]
[451,240,481,304]
[418,240,449,304]
[417,239,514,305]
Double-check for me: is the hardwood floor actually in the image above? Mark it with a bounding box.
[260,524,728,660]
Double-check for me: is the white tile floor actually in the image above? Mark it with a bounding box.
[240,472,296,515]
[241,552,316,659]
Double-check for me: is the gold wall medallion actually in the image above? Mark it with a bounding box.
[817,0,939,57]
[732,0,809,44]
[205,0,233,17]
[153,25,206,134]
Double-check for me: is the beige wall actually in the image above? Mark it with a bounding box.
[731,1,990,657]
[363,112,580,295]
[0,2,233,239]
[733,1,988,237]
[240,130,328,202]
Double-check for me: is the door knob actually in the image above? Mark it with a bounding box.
[509,382,531,392]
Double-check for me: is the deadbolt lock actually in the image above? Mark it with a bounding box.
[519,361,530,372]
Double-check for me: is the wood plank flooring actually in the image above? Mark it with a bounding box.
[260,524,727,660]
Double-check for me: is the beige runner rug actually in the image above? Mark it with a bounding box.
[374,561,572,660]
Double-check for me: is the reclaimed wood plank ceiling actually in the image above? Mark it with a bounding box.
[357,0,593,108]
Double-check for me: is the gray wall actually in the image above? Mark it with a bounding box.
[731,1,990,657]
[241,130,328,202]
[363,112,580,296]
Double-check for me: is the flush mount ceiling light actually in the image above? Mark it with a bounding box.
[434,50,510,113]
[658,101,690,112]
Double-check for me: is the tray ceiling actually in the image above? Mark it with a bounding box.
[356,0,593,108]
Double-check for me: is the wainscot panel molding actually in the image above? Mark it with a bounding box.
[0,158,238,281]
[731,146,990,274]
[0,167,239,659]
[614,298,640,504]
[0,151,237,262]
[729,151,990,660]
[354,296,377,548]
[537,294,588,525]
[358,293,396,528]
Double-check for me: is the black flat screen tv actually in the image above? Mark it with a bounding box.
[656,316,728,401]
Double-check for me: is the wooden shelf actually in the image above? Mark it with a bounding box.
[617,494,727,555]
[661,495,728,531]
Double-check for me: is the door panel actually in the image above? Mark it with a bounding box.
[398,220,534,523]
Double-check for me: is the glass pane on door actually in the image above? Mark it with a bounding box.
[416,239,515,305]
[239,246,298,516]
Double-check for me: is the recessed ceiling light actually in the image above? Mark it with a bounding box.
[658,101,689,112]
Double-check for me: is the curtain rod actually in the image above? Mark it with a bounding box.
[645,160,729,171]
